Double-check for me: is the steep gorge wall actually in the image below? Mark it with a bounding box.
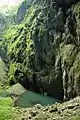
[4,0,80,100]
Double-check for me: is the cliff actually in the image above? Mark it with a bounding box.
[4,0,80,100]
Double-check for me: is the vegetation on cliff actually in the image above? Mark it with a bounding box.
[3,0,80,101]
[0,0,80,120]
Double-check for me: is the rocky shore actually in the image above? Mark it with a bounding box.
[13,97,80,120]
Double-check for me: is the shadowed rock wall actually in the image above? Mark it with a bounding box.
[4,0,80,100]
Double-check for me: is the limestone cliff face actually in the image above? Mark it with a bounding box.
[4,0,80,100]
[15,0,34,24]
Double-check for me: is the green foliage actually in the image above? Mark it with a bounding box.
[0,97,13,106]
[0,97,13,120]
[0,58,8,85]
[8,62,21,84]
[4,24,24,40]
[24,4,37,25]
[5,23,35,84]
[0,97,21,120]
[4,3,39,83]
[0,107,13,120]
[73,2,80,20]
[3,0,44,85]
[69,116,80,120]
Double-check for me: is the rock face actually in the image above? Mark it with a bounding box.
[56,0,80,8]
[0,58,8,85]
[8,83,26,96]
[15,0,34,24]
[4,0,80,100]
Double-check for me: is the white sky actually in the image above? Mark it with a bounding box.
[0,0,20,6]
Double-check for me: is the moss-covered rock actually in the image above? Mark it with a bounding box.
[0,58,8,86]
[3,0,80,100]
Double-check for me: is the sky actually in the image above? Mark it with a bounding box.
[0,0,21,7]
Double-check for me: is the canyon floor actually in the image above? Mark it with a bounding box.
[1,96,80,120]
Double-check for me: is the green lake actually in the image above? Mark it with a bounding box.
[16,91,58,107]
